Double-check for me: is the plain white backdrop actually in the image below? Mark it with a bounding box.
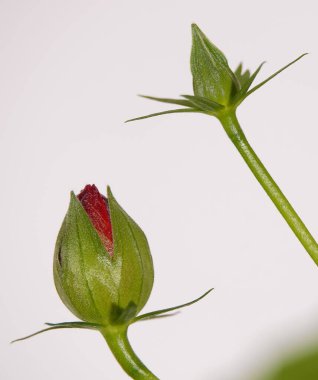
[1,1,318,379]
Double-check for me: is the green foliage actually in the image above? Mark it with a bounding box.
[260,345,318,380]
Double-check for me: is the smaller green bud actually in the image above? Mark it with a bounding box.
[53,184,154,326]
[191,23,238,106]
[127,24,306,123]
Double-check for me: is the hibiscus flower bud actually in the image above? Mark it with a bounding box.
[53,185,154,326]
[15,183,212,379]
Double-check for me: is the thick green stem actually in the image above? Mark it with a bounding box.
[101,326,159,380]
[219,112,318,266]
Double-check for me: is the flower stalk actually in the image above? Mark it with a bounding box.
[101,326,158,380]
[219,112,318,265]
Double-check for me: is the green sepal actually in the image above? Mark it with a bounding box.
[132,288,213,323]
[181,95,224,112]
[234,63,251,88]
[11,321,102,343]
[53,192,119,324]
[191,24,238,105]
[231,62,265,105]
[125,108,201,123]
[107,187,154,315]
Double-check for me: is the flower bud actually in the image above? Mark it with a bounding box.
[53,185,154,326]
[191,24,237,106]
[127,24,307,123]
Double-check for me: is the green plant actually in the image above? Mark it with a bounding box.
[13,184,211,379]
[128,24,318,266]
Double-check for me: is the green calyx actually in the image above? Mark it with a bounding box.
[126,23,307,123]
[13,288,212,379]
[53,187,154,326]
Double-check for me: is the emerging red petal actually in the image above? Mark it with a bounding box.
[77,184,113,255]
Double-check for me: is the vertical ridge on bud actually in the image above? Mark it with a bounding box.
[107,187,154,314]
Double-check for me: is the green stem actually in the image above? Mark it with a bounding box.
[219,111,318,266]
[101,326,159,380]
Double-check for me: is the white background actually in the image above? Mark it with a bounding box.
[1,1,318,379]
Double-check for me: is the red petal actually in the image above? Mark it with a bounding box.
[77,184,113,255]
